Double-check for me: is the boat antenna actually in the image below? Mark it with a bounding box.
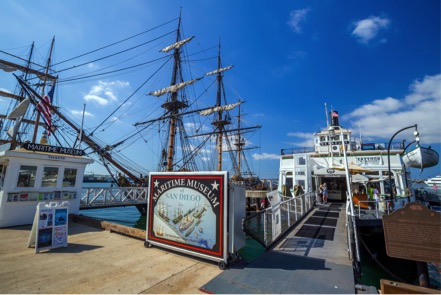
[324,102,329,128]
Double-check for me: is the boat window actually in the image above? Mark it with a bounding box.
[297,157,306,165]
[17,165,37,187]
[42,167,59,187]
[62,168,77,187]
[297,180,305,188]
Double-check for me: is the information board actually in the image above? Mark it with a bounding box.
[146,172,228,264]
[383,202,440,263]
[28,201,69,253]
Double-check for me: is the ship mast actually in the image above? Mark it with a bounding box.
[32,36,55,143]
[15,76,142,185]
[7,43,34,149]
[164,17,183,171]
[147,15,200,172]
[235,103,245,178]
[211,42,231,171]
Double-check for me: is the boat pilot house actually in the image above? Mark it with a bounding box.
[0,143,93,228]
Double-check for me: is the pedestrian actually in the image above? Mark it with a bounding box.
[117,173,127,187]
[322,183,328,204]
[368,185,374,200]
[373,187,379,201]
[318,184,324,204]
[294,184,304,197]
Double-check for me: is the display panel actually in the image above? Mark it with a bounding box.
[146,172,228,262]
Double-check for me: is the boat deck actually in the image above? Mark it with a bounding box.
[201,202,365,294]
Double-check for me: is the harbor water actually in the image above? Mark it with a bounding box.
[79,182,439,290]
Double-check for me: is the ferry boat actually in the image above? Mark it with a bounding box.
[277,110,425,226]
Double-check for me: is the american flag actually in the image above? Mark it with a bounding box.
[37,82,55,135]
[331,111,339,118]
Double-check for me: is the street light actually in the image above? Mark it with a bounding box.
[386,124,418,203]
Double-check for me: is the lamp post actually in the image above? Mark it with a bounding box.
[386,124,418,203]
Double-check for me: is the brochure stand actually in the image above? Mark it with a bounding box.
[27,201,69,253]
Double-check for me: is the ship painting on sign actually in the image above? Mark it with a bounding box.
[277,107,439,225]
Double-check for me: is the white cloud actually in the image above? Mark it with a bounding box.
[352,16,390,44]
[287,9,310,34]
[252,153,279,160]
[405,74,441,105]
[345,74,441,143]
[70,109,94,118]
[83,80,129,106]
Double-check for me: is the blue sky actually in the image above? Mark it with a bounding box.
[0,0,440,180]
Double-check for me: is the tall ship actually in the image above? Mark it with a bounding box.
[0,14,262,216]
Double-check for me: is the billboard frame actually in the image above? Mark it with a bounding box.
[145,171,229,266]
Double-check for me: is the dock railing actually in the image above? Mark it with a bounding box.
[242,191,315,249]
[80,186,148,209]
[346,192,361,278]
[356,199,392,218]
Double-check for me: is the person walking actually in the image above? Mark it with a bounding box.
[322,183,328,204]
[317,184,324,204]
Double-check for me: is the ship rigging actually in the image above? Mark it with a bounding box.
[0,14,262,185]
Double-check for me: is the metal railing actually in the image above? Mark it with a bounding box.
[345,193,361,277]
[242,191,315,249]
[356,199,392,218]
[80,187,148,209]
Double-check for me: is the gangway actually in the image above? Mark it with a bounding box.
[80,186,148,214]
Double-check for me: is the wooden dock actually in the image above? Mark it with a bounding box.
[0,218,222,294]
[0,202,361,294]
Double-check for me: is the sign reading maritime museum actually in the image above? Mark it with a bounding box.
[146,172,228,263]
[23,143,85,156]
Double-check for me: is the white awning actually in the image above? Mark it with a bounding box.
[312,167,346,177]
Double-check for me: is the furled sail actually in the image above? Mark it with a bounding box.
[199,101,241,116]
[0,59,56,81]
[7,98,31,119]
[160,36,195,53]
[0,90,24,100]
[205,65,234,76]
[148,77,202,97]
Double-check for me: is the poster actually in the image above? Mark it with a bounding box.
[37,228,53,248]
[31,202,69,253]
[147,172,228,262]
[55,208,67,226]
[53,226,67,246]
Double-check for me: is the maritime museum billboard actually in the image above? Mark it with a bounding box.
[146,172,228,263]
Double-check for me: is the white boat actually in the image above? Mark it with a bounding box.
[278,109,416,215]
[425,176,441,187]
[402,146,439,170]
